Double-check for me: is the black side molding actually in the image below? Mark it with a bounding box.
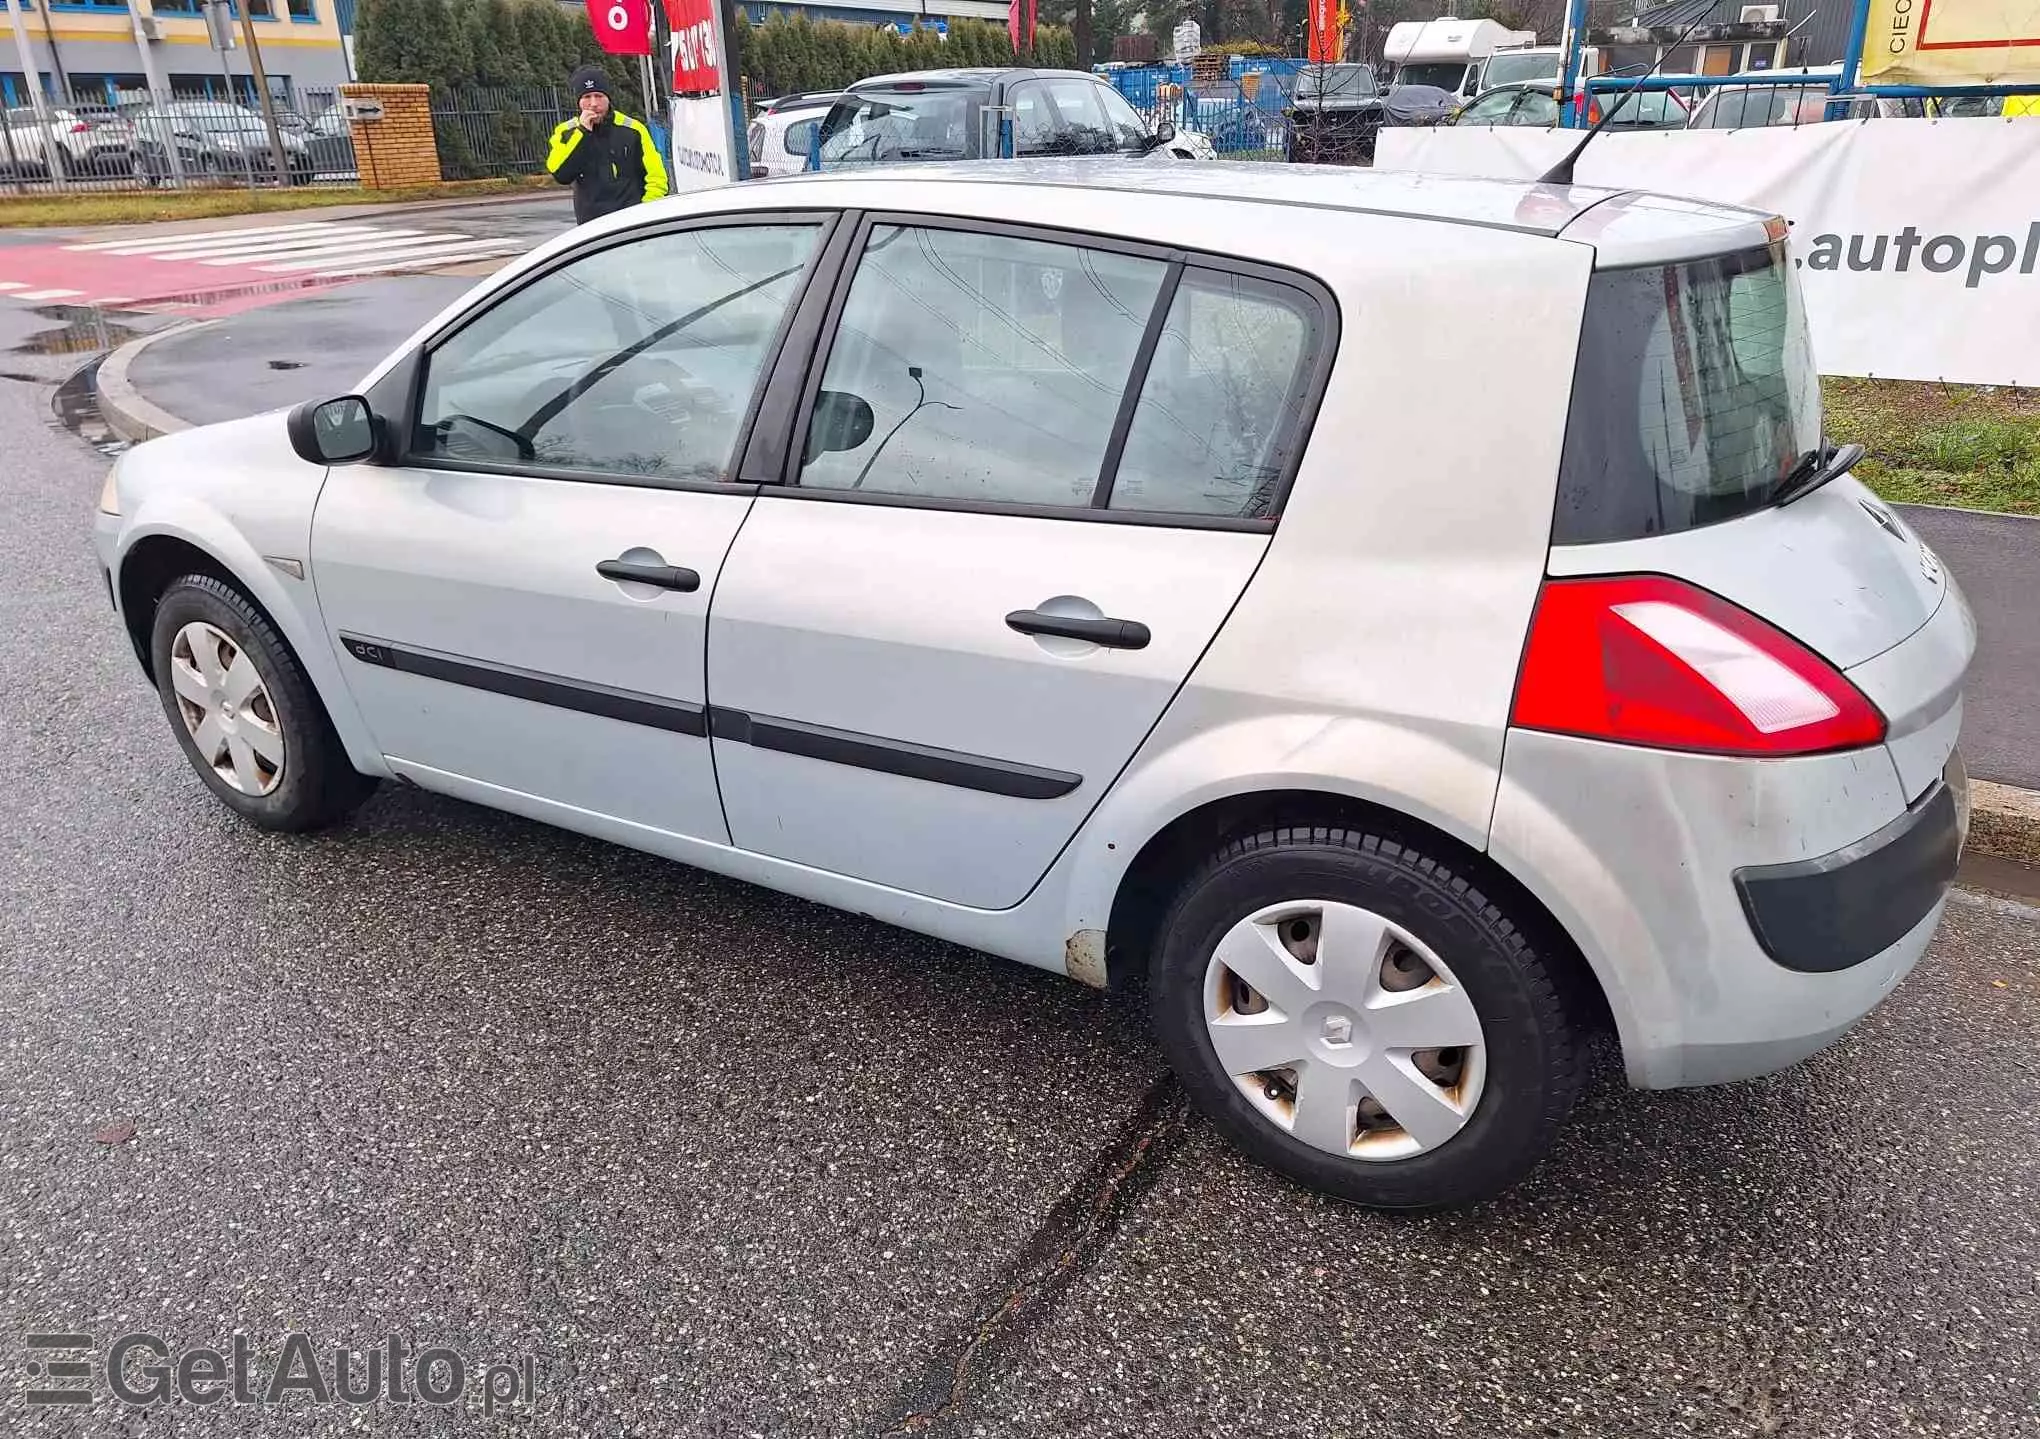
[711,707,1082,800]
[333,634,1079,799]
[338,633,707,737]
[1734,783,1961,973]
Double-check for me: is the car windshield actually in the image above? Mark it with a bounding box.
[1555,243,1821,542]
[1692,84,1825,128]
[1397,62,1468,90]
[1298,64,1379,98]
[817,86,978,165]
[1482,51,1558,87]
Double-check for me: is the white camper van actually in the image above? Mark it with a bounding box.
[1385,18,1539,102]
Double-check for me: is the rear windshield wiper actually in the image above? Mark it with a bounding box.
[1771,440,1865,508]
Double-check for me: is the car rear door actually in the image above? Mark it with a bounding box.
[703,213,1335,908]
[310,212,842,843]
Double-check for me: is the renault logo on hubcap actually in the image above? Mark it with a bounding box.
[1320,1013,1355,1047]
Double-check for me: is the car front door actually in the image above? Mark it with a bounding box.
[704,215,1334,908]
[310,212,838,842]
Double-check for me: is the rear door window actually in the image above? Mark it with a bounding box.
[1554,244,1821,543]
[794,221,1333,523]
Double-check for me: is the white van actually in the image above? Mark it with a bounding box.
[1385,18,1539,102]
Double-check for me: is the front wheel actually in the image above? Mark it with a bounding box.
[1150,824,1585,1210]
[149,575,375,832]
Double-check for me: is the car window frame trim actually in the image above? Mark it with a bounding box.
[381,208,849,495]
[771,208,1339,533]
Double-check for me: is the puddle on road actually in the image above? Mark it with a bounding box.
[51,358,130,459]
[13,303,145,357]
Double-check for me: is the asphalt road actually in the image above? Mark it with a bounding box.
[2,300,2039,1435]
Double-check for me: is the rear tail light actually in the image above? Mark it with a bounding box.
[1512,575,1886,757]
[70,122,90,133]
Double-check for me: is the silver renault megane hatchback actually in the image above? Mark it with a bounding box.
[92,163,1973,1208]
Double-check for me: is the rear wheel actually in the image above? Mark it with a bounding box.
[149,575,375,832]
[1150,824,1584,1210]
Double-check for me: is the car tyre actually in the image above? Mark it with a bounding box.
[1150,823,1584,1210]
[149,575,376,832]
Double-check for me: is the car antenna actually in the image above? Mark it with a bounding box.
[1538,0,1722,185]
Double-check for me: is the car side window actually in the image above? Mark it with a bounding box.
[1009,81,1058,155]
[797,224,1167,506]
[1514,91,1559,126]
[412,223,821,482]
[1458,91,1518,125]
[1107,270,1319,520]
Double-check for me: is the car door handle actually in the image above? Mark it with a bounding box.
[597,559,701,592]
[1005,609,1151,650]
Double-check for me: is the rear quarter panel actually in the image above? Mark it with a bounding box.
[1056,215,1595,938]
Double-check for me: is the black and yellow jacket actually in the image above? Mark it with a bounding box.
[546,112,670,225]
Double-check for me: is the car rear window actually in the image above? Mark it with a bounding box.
[1692,85,1824,128]
[1554,244,1820,544]
[816,86,979,165]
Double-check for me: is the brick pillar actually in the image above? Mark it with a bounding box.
[339,83,443,190]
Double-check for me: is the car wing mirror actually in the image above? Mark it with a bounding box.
[804,389,875,463]
[287,395,378,466]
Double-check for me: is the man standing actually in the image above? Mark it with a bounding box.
[547,66,670,225]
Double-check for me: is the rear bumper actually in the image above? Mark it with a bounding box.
[1734,778,1962,973]
[1489,728,1953,1090]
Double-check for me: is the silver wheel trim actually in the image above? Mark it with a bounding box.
[1201,900,1488,1163]
[168,621,286,797]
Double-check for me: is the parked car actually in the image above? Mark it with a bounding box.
[1686,66,1926,128]
[1283,62,1387,162]
[93,164,1973,1211]
[130,102,314,185]
[1455,81,1688,130]
[0,104,133,179]
[302,106,359,182]
[812,68,1199,167]
[747,91,841,179]
[69,102,140,153]
[1380,83,1463,127]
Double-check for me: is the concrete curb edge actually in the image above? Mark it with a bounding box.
[98,321,209,444]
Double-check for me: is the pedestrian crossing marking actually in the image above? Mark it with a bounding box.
[5,219,533,310]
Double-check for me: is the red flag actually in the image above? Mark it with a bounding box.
[666,0,721,92]
[588,0,652,56]
[1008,0,1036,53]
[1305,0,1335,62]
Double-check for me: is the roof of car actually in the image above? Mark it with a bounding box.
[771,158,1628,236]
[758,160,1776,261]
[849,67,1098,89]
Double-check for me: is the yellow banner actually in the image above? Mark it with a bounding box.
[1860,0,2040,83]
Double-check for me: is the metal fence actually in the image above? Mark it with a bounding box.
[0,81,356,197]
[429,85,575,182]
[1104,57,1304,160]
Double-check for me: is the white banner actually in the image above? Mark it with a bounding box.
[1378,122,2040,386]
[668,92,736,192]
